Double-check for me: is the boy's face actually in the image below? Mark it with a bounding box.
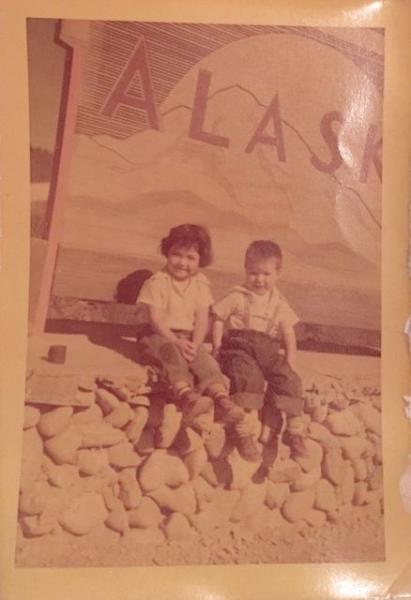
[166,244,200,281]
[245,257,281,295]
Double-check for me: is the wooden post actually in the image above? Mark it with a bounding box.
[30,21,88,334]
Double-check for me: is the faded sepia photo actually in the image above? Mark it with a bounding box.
[19,19,384,567]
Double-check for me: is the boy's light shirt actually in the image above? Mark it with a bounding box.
[213,285,299,338]
[137,269,213,331]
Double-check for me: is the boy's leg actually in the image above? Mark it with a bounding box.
[251,333,306,455]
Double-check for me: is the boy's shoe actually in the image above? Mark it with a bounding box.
[282,430,306,456]
[237,435,262,463]
[180,391,213,424]
[215,394,245,424]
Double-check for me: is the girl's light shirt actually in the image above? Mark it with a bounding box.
[212,285,298,338]
[137,270,213,331]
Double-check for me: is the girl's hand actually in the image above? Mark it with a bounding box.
[176,339,197,362]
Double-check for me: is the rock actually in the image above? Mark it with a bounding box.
[292,466,322,491]
[80,467,118,494]
[190,489,240,533]
[105,507,129,535]
[23,406,40,429]
[95,388,120,415]
[295,439,323,473]
[44,426,82,466]
[38,407,73,439]
[21,511,58,537]
[308,422,340,449]
[368,466,383,491]
[46,463,79,488]
[78,375,96,392]
[102,484,122,511]
[244,505,273,533]
[59,492,108,535]
[19,482,49,515]
[305,508,327,527]
[125,407,149,444]
[20,427,43,492]
[265,481,290,509]
[269,508,289,528]
[107,442,143,469]
[356,404,381,434]
[173,427,204,455]
[155,404,182,448]
[75,390,96,406]
[339,436,367,461]
[200,459,232,488]
[311,404,328,423]
[203,424,226,459]
[164,513,195,542]
[282,490,315,523]
[136,428,155,455]
[138,450,189,492]
[128,497,163,528]
[322,449,345,485]
[149,483,196,516]
[228,449,260,490]
[268,458,302,484]
[192,476,216,510]
[315,479,338,512]
[77,449,108,475]
[71,404,103,425]
[353,481,367,506]
[77,422,125,448]
[326,409,362,436]
[183,446,208,480]
[104,403,134,428]
[118,468,142,509]
[352,458,368,482]
[337,464,355,504]
[231,482,267,522]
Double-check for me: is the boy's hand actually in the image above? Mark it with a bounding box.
[176,339,197,362]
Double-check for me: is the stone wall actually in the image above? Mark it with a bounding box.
[20,369,383,543]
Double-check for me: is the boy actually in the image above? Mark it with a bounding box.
[212,240,305,455]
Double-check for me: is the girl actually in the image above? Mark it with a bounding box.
[136,224,261,462]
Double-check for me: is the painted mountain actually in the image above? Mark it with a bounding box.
[52,21,383,329]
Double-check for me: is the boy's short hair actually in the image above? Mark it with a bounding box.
[161,224,212,267]
[245,240,282,268]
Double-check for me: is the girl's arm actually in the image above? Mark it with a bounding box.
[282,322,298,372]
[212,318,224,357]
[192,305,210,351]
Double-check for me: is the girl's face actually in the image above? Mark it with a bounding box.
[166,244,200,281]
[245,257,281,295]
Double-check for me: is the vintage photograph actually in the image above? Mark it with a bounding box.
[18,18,384,567]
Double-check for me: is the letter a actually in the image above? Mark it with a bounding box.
[102,37,159,130]
[245,94,285,161]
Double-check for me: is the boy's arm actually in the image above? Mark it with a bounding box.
[212,318,224,356]
[192,305,210,350]
[282,322,298,372]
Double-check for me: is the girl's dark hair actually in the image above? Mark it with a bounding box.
[245,240,282,267]
[161,224,212,267]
